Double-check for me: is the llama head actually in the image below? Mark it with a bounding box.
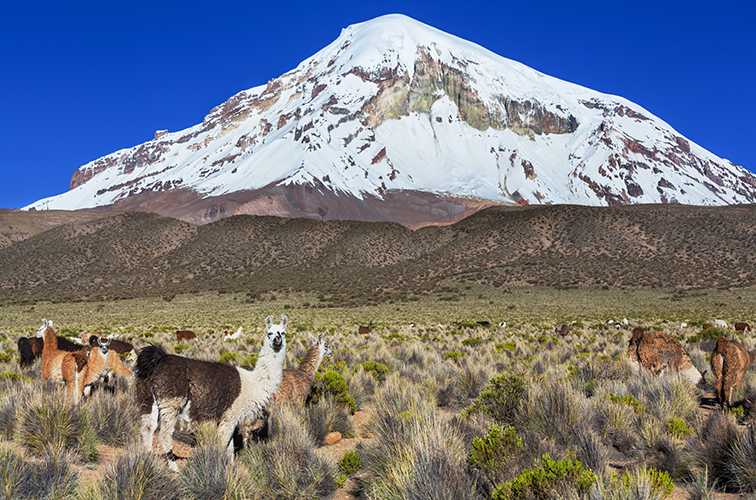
[317,335,333,359]
[89,335,111,356]
[264,315,287,354]
[35,320,54,338]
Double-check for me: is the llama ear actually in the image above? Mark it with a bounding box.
[280,314,288,328]
[265,316,273,329]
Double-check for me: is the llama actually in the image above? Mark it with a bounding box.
[275,335,332,405]
[175,330,197,341]
[18,323,80,368]
[80,336,134,398]
[61,347,90,405]
[627,330,703,384]
[80,333,134,354]
[135,315,288,467]
[711,336,752,408]
[39,320,76,382]
[224,327,243,342]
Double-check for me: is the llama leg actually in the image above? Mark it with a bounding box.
[139,401,159,453]
[217,418,238,461]
[156,402,180,456]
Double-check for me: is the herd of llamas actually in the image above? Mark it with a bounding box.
[11,315,754,473]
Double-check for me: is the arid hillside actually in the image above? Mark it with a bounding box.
[0,204,754,303]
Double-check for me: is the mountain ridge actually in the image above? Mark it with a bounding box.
[2,203,754,304]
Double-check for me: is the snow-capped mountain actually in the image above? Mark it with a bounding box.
[26,14,756,224]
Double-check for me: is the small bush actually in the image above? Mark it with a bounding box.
[85,391,139,446]
[305,396,353,443]
[179,445,250,499]
[462,337,484,348]
[491,453,597,500]
[443,350,465,362]
[17,395,83,457]
[666,417,693,439]
[96,449,180,500]
[360,361,390,382]
[174,342,190,354]
[314,369,357,412]
[610,466,675,499]
[464,373,527,425]
[218,351,239,364]
[240,406,336,499]
[469,424,523,474]
[338,449,362,477]
[609,393,645,415]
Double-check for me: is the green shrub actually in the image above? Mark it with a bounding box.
[469,424,523,474]
[174,342,190,354]
[495,342,517,353]
[0,351,13,363]
[444,351,465,362]
[18,397,84,457]
[613,467,675,499]
[239,353,258,368]
[491,454,597,500]
[464,373,527,424]
[338,450,362,476]
[360,361,390,382]
[314,369,357,412]
[218,351,239,364]
[666,417,693,439]
[461,337,484,347]
[609,393,646,415]
[0,371,31,383]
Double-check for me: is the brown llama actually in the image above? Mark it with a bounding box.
[175,330,197,341]
[61,348,91,405]
[39,320,74,382]
[80,336,134,398]
[711,336,752,408]
[18,326,80,368]
[627,330,702,384]
[276,336,332,405]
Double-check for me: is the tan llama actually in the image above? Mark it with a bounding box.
[39,320,71,383]
[275,336,332,404]
[711,336,752,407]
[61,348,90,404]
[80,336,133,398]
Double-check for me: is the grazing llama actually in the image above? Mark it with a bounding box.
[80,336,134,398]
[18,322,80,368]
[711,337,753,408]
[224,327,243,342]
[135,315,288,467]
[627,329,702,384]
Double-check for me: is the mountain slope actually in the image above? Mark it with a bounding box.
[2,204,754,303]
[26,14,755,224]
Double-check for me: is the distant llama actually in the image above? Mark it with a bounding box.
[175,330,197,341]
[627,330,702,385]
[80,336,134,397]
[17,322,80,368]
[711,337,753,408]
[224,327,243,342]
[135,315,288,467]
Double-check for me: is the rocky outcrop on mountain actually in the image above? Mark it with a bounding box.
[28,14,755,224]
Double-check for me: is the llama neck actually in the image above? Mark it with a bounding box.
[42,329,57,353]
[298,345,323,380]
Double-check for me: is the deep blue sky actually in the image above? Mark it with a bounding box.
[1,0,754,208]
